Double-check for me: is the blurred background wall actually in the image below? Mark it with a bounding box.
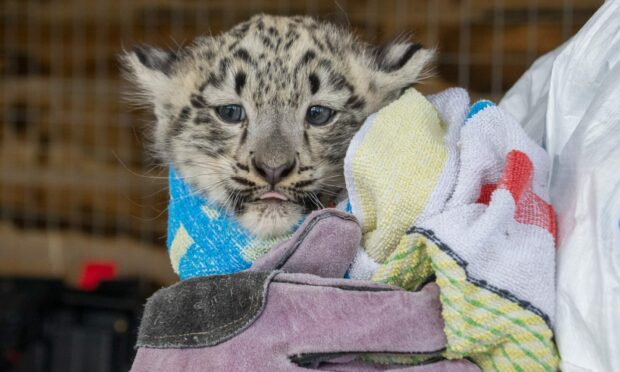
[0,0,601,287]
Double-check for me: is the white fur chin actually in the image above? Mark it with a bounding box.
[238,202,303,239]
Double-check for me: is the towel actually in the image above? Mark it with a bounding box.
[344,88,463,263]
[166,167,291,279]
[344,88,468,280]
[344,91,559,370]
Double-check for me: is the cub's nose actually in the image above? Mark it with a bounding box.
[252,158,296,185]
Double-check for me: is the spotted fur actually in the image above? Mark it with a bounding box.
[122,14,434,238]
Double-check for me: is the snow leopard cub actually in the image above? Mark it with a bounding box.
[122,14,434,239]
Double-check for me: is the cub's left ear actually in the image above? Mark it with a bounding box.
[369,41,435,97]
[120,45,178,101]
[132,45,178,75]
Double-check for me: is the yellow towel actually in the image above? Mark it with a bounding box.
[344,88,449,263]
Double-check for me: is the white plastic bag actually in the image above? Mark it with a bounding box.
[500,2,620,371]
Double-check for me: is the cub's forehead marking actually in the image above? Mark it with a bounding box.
[234,72,246,95]
[296,50,317,71]
[309,73,320,95]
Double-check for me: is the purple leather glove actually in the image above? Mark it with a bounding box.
[131,210,479,371]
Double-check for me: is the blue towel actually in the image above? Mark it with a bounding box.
[166,167,290,279]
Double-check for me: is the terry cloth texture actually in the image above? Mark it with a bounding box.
[355,94,559,371]
[133,272,480,372]
[344,88,454,263]
[166,167,291,279]
[345,88,468,278]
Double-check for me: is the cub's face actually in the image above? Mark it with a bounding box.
[123,15,433,238]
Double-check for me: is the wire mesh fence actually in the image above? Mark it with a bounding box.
[0,0,600,281]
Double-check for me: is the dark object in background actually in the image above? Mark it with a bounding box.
[0,278,157,372]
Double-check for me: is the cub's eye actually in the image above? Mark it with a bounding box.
[306,105,334,126]
[216,104,246,123]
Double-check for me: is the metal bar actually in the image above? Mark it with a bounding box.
[458,0,472,89]
[491,0,505,99]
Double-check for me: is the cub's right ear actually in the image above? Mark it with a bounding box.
[120,45,177,99]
